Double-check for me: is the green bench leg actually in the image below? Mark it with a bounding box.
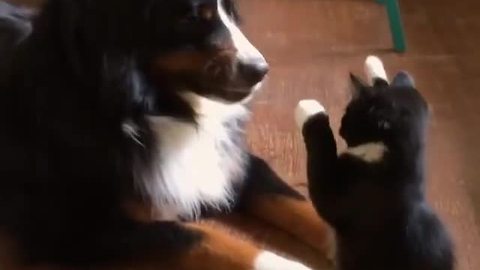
[377,0,406,52]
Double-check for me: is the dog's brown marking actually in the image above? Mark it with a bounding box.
[123,199,182,222]
[123,199,156,223]
[11,222,262,270]
[168,222,260,270]
[153,49,238,86]
[246,195,335,260]
[120,211,263,269]
[154,49,236,76]
[153,51,213,73]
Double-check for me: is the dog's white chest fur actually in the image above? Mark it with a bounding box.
[137,93,249,220]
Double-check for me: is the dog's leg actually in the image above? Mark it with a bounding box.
[239,101,336,260]
[102,221,312,270]
[172,222,312,270]
[24,220,311,270]
[237,100,338,262]
[238,155,335,262]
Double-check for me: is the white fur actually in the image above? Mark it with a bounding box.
[344,142,387,163]
[128,4,264,221]
[254,251,312,270]
[137,92,249,220]
[217,0,267,65]
[295,99,326,129]
[122,120,144,147]
[365,55,388,83]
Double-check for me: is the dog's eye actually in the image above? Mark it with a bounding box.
[178,4,216,25]
[198,4,215,21]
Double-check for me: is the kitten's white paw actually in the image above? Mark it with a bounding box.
[295,99,326,130]
[365,55,388,83]
[254,251,312,270]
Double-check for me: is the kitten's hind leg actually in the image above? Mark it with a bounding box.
[364,55,389,86]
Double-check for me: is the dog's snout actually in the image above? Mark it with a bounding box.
[238,59,269,86]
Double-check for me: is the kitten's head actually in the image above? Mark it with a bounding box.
[340,69,429,147]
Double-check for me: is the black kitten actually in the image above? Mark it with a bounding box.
[295,56,454,270]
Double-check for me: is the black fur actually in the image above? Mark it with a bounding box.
[302,72,454,270]
[241,155,304,200]
[0,1,33,75]
[0,0,298,266]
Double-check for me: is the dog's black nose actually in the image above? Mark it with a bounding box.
[238,59,269,86]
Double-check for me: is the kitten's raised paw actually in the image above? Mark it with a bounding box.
[254,251,312,270]
[295,100,326,130]
[365,55,388,83]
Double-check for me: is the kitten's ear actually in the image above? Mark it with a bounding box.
[350,73,366,89]
[350,73,371,99]
[392,71,415,88]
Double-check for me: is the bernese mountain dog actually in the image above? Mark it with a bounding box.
[0,0,333,269]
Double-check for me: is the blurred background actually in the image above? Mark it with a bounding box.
[5,0,480,269]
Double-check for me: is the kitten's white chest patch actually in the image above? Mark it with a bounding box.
[137,94,249,220]
[344,142,387,163]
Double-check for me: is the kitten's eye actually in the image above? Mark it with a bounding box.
[378,120,391,130]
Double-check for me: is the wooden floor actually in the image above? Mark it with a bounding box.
[5,0,480,269]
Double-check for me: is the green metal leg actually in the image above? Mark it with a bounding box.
[377,0,406,52]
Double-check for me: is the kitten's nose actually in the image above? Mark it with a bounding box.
[238,59,269,87]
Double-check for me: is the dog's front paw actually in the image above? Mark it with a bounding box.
[323,230,337,265]
[254,251,312,270]
[295,99,326,130]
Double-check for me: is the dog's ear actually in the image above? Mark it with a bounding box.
[36,0,86,77]
[350,73,372,100]
[392,71,415,88]
[0,2,33,55]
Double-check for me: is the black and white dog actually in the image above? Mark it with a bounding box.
[0,0,332,268]
[296,56,454,270]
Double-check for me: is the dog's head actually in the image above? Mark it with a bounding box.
[147,0,269,102]
[37,0,268,109]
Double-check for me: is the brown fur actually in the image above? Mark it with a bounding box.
[153,51,214,73]
[245,195,335,260]
[170,222,261,270]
